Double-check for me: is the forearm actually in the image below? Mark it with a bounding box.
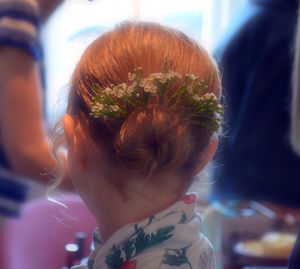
[0,49,46,170]
[0,0,72,192]
[8,142,54,182]
[0,48,73,191]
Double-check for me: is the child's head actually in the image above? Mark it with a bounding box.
[62,22,221,199]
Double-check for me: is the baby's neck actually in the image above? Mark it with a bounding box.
[92,177,183,241]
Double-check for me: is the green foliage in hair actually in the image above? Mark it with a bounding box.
[90,67,223,132]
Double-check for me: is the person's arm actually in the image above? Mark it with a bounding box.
[0,0,73,190]
[0,47,55,183]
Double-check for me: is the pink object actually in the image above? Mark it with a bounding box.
[0,194,96,269]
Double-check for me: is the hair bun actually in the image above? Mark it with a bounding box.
[114,105,191,176]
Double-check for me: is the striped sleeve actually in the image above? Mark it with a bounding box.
[0,0,42,60]
[0,169,28,217]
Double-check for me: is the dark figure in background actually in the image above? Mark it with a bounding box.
[213,0,300,208]
[288,1,300,266]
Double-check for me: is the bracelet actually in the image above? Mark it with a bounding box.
[0,0,42,60]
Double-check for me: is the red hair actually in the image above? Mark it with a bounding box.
[65,22,221,179]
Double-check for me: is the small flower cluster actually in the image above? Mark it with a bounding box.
[90,68,223,132]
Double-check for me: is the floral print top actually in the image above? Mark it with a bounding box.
[72,193,215,269]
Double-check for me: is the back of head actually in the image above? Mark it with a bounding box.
[67,22,221,181]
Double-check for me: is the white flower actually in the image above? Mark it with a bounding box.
[202,93,217,100]
[188,74,198,81]
[103,87,113,95]
[119,83,127,89]
[167,71,181,80]
[112,85,119,94]
[139,81,145,87]
[115,89,125,98]
[126,85,134,94]
[109,105,120,112]
[192,95,201,101]
[144,86,157,94]
[142,78,157,94]
[150,73,167,83]
[128,73,136,81]
[91,102,105,112]
[113,85,126,98]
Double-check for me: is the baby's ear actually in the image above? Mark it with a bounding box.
[194,136,218,174]
[63,114,76,149]
[63,114,89,171]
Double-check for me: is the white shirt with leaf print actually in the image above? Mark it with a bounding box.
[72,193,215,269]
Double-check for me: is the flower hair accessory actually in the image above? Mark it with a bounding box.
[90,68,223,132]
